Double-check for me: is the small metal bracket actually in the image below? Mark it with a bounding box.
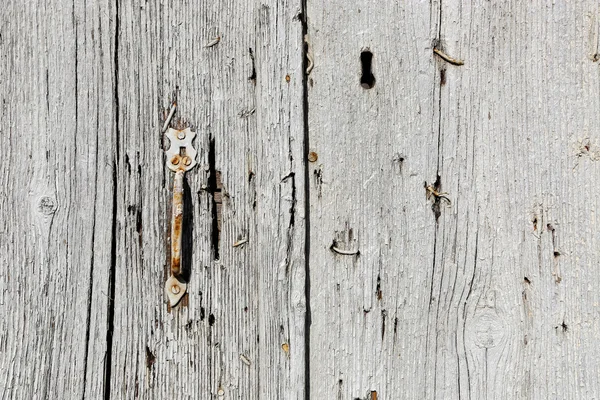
[164,127,197,307]
[165,275,187,306]
[165,128,197,172]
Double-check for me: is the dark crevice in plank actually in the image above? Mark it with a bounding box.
[105,166,117,400]
[248,47,257,83]
[281,172,297,276]
[207,134,221,260]
[434,59,443,185]
[301,0,311,398]
[45,68,49,113]
[432,0,444,190]
[104,1,120,399]
[180,176,194,283]
[83,224,96,399]
[427,175,444,221]
[425,3,445,398]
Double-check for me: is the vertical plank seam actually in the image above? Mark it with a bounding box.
[105,163,117,400]
[300,0,311,398]
[104,0,120,398]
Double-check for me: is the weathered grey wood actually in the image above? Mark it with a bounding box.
[110,0,305,399]
[306,2,440,399]
[307,1,600,399]
[437,2,600,399]
[0,1,116,399]
[4,1,600,399]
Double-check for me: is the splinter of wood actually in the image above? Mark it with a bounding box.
[426,184,451,204]
[331,242,359,256]
[233,238,248,247]
[205,36,221,48]
[161,102,177,133]
[433,48,464,66]
[164,127,198,307]
[305,34,314,74]
[331,246,359,255]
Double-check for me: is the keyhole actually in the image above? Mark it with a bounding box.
[360,50,375,89]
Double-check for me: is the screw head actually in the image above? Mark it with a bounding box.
[308,151,318,162]
[177,131,186,140]
[171,155,180,165]
[182,156,192,166]
[171,285,181,294]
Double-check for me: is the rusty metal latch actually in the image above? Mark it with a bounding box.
[164,127,197,306]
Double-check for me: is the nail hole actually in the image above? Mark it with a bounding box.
[360,50,375,89]
[145,346,156,368]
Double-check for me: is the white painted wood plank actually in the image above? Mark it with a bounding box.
[0,1,116,399]
[437,1,600,398]
[110,1,305,398]
[306,2,441,399]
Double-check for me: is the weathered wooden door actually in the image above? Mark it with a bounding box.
[3,1,600,399]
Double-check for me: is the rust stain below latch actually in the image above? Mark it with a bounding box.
[165,127,197,307]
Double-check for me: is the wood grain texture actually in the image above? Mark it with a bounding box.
[4,1,600,399]
[0,0,116,399]
[307,0,600,399]
[438,1,600,399]
[306,1,440,399]
[110,0,305,398]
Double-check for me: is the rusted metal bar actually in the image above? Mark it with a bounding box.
[170,170,184,276]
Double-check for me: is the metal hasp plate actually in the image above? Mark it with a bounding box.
[165,128,197,172]
[164,128,197,307]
